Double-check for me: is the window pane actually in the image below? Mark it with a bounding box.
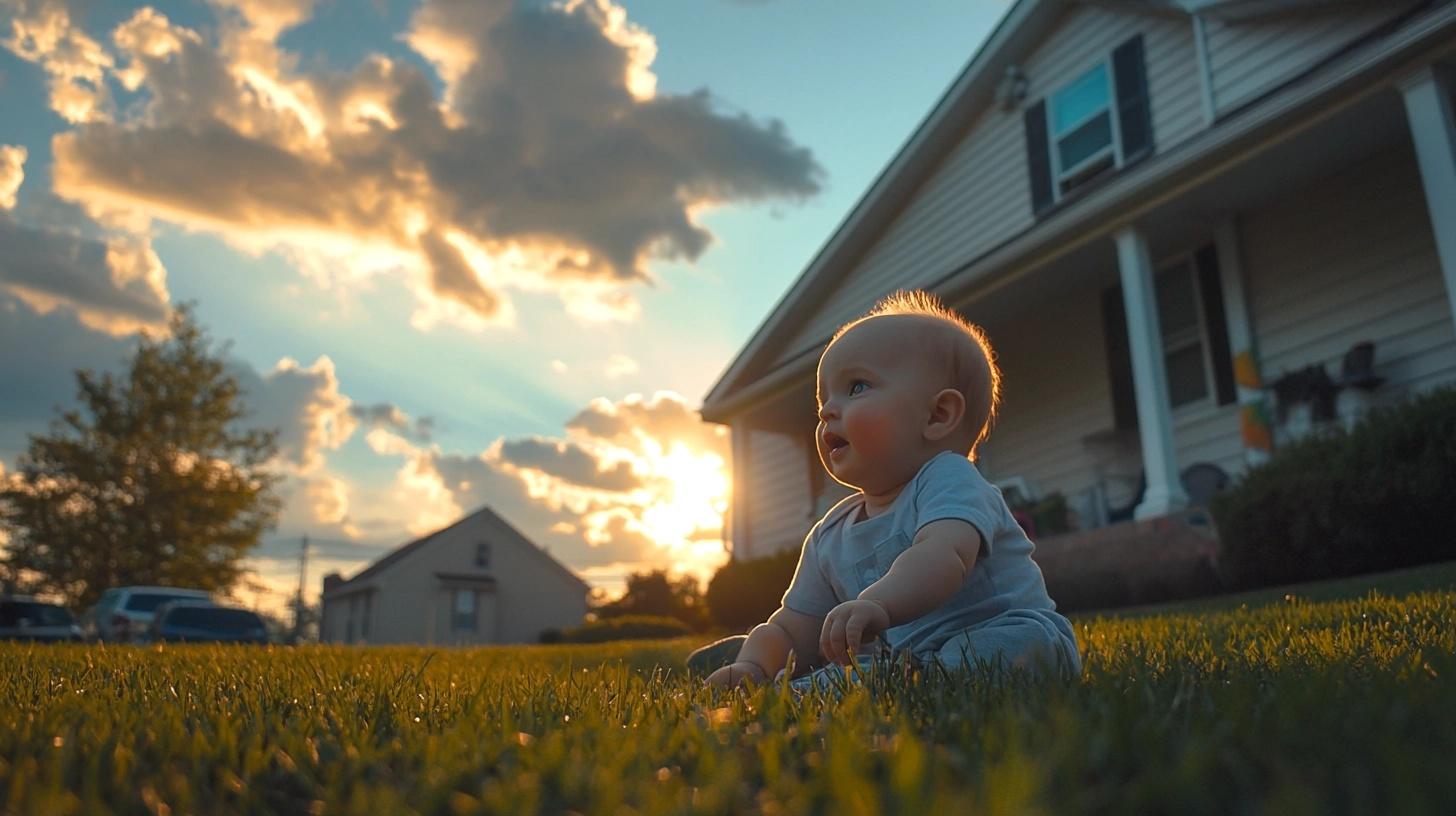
[1166,344,1209,407]
[454,590,475,615]
[1156,263,1199,336]
[453,589,476,631]
[1057,112,1112,173]
[1052,63,1110,133]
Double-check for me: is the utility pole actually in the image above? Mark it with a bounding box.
[292,534,309,643]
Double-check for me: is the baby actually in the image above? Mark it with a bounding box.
[705,290,1080,690]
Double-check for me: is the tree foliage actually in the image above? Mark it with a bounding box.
[0,306,281,608]
[592,570,709,631]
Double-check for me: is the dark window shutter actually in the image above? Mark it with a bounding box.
[1101,285,1139,430]
[1111,35,1153,163]
[1023,100,1054,215]
[1194,243,1237,406]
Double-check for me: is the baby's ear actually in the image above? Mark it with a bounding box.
[924,388,966,442]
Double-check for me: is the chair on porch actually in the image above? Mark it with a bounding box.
[1100,462,1228,522]
[1180,462,1230,508]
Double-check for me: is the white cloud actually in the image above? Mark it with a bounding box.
[233,355,358,474]
[0,145,25,210]
[11,0,820,332]
[604,352,639,379]
[364,390,730,585]
[1,0,115,123]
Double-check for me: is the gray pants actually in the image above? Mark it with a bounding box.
[918,609,1082,678]
[686,609,1081,679]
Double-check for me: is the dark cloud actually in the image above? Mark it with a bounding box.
[0,215,171,331]
[349,402,434,442]
[567,391,727,455]
[497,436,642,491]
[0,294,132,464]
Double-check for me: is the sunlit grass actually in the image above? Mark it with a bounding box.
[3,582,1454,814]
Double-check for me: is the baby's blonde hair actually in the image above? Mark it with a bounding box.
[832,290,1002,459]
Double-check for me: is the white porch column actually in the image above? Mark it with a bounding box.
[1399,64,1456,330]
[1214,219,1273,466]
[1114,226,1189,520]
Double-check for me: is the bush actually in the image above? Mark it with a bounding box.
[557,615,692,644]
[537,628,563,644]
[1211,386,1456,589]
[705,548,800,632]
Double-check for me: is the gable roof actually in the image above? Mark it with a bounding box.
[323,505,589,599]
[700,0,1068,421]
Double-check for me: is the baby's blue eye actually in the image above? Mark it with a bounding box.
[848,379,869,396]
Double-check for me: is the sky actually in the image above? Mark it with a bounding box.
[0,0,1009,615]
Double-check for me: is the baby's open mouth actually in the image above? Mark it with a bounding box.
[822,430,849,454]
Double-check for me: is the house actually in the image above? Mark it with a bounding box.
[703,0,1456,565]
[319,506,590,645]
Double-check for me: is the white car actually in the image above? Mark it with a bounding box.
[86,586,212,642]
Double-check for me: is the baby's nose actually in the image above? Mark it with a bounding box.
[818,401,836,421]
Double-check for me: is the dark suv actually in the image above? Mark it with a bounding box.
[146,602,270,644]
[0,597,83,642]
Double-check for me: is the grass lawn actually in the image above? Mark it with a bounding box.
[3,565,1454,814]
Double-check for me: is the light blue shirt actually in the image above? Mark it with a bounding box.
[781,450,1072,657]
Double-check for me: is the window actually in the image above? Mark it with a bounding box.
[475,542,491,569]
[1156,259,1212,409]
[452,589,476,632]
[1102,243,1237,429]
[1024,35,1151,215]
[1050,63,1117,195]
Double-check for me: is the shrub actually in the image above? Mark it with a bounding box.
[557,615,692,644]
[537,628,563,644]
[705,548,800,632]
[1211,386,1456,589]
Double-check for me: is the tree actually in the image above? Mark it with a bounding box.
[592,569,710,631]
[0,306,281,608]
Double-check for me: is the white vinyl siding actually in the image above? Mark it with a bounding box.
[743,428,813,559]
[1204,3,1422,113]
[765,5,1204,371]
[1242,143,1456,429]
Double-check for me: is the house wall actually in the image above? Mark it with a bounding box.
[486,512,590,643]
[1242,142,1456,431]
[1204,2,1424,115]
[763,4,1206,370]
[739,428,814,560]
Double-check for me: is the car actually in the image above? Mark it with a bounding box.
[144,602,270,644]
[86,586,213,642]
[0,596,83,642]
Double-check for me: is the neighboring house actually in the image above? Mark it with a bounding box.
[319,506,590,645]
[704,0,1456,561]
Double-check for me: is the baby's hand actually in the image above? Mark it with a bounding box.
[705,660,769,690]
[820,599,890,666]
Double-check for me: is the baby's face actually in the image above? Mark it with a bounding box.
[815,317,942,494]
